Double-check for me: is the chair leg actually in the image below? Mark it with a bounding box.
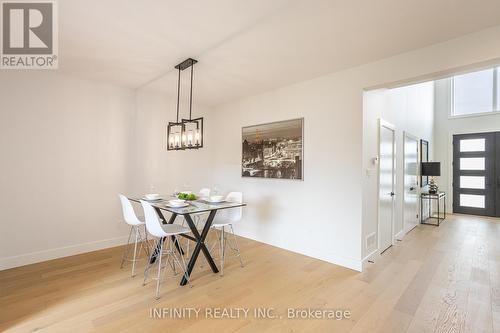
[155,241,164,299]
[140,226,150,256]
[174,235,192,287]
[120,226,133,269]
[142,238,156,286]
[229,224,244,268]
[131,226,139,277]
[168,238,177,275]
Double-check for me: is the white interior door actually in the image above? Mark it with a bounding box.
[379,121,395,254]
[404,132,419,233]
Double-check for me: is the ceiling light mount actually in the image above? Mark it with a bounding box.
[174,58,198,71]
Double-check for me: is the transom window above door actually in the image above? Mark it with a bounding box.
[452,67,500,117]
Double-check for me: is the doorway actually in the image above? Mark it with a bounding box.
[378,120,396,254]
[404,132,419,233]
[453,131,500,217]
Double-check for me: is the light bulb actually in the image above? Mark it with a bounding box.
[175,133,180,147]
[168,134,174,148]
[194,129,200,145]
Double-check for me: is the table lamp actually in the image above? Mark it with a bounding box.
[421,162,441,194]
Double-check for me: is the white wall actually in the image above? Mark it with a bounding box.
[131,88,214,196]
[4,25,500,271]
[434,78,500,210]
[211,75,363,270]
[208,25,500,271]
[362,82,434,259]
[0,71,136,269]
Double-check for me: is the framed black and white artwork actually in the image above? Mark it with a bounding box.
[242,118,303,180]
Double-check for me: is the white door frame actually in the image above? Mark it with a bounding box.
[378,119,396,254]
[403,131,420,234]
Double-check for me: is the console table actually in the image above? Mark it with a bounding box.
[420,192,446,226]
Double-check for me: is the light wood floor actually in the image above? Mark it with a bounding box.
[1,214,499,333]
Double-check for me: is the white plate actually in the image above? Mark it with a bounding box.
[142,197,163,201]
[166,202,189,208]
[207,199,225,203]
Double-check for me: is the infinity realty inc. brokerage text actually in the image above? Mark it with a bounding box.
[150,307,352,320]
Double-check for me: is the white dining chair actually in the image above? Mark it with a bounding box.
[140,200,192,299]
[189,188,211,227]
[198,188,211,200]
[210,191,244,276]
[118,194,149,277]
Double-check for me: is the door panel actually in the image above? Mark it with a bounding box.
[379,125,395,253]
[404,133,419,233]
[453,132,496,216]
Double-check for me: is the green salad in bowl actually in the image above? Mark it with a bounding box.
[178,192,197,200]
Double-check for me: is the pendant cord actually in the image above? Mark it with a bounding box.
[176,67,181,123]
[189,62,194,120]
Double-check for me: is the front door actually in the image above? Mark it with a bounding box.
[453,132,499,217]
[404,132,419,233]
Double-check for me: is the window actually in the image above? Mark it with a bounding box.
[459,194,485,209]
[459,157,485,170]
[459,176,485,189]
[452,67,499,116]
[459,138,485,152]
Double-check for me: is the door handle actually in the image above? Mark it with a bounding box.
[409,186,415,191]
[388,192,395,196]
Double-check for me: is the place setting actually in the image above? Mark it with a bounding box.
[141,193,164,202]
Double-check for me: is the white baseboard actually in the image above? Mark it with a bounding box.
[395,229,405,241]
[361,249,379,270]
[0,235,130,271]
[233,228,363,272]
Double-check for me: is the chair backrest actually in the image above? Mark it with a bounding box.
[118,194,143,226]
[140,200,166,238]
[220,192,243,223]
[199,188,210,198]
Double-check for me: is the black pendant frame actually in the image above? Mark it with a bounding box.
[166,58,203,151]
[181,117,204,149]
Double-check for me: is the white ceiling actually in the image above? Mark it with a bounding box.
[59,0,500,106]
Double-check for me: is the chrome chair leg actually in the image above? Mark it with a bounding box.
[143,236,192,299]
[120,226,134,269]
[168,239,177,275]
[155,241,164,300]
[229,224,244,268]
[173,235,192,287]
[138,226,150,257]
[131,226,139,277]
[143,237,159,286]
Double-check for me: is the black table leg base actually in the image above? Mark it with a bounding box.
[180,211,219,286]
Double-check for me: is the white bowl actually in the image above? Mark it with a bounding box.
[209,195,224,202]
[145,193,161,200]
[168,199,186,206]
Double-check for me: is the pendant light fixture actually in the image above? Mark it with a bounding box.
[166,58,203,150]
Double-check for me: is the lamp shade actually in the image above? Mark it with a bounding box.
[421,162,441,176]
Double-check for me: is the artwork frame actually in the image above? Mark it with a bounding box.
[242,118,304,180]
[420,139,429,187]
